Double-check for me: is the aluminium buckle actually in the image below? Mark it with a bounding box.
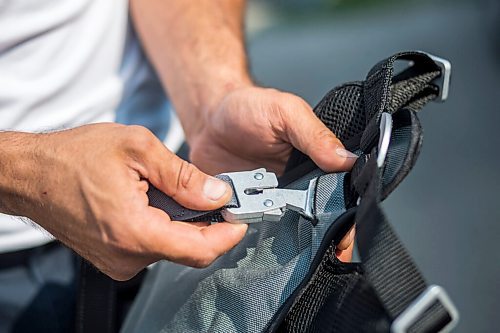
[391,285,459,333]
[220,168,316,224]
[423,52,452,102]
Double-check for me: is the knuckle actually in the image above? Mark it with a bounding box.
[316,128,339,145]
[173,160,197,197]
[124,125,156,151]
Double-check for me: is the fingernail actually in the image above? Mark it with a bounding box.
[231,223,249,233]
[336,147,358,159]
[203,177,229,201]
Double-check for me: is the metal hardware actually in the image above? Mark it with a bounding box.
[254,172,264,180]
[357,112,393,206]
[422,52,451,102]
[391,285,459,333]
[377,112,393,168]
[220,168,316,224]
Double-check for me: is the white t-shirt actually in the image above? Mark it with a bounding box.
[0,0,183,252]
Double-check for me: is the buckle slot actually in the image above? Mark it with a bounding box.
[424,52,451,102]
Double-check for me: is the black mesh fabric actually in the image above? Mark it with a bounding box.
[315,83,366,143]
[277,243,362,333]
[312,277,390,333]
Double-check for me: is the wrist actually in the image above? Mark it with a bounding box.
[184,73,254,145]
[0,132,47,217]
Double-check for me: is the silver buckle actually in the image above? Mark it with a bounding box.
[220,168,316,224]
[423,52,451,102]
[391,285,459,333]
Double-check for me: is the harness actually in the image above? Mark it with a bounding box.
[77,51,458,333]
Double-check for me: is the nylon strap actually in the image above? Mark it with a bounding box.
[354,155,452,332]
[76,260,117,333]
[147,174,239,222]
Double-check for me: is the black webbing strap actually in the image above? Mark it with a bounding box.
[146,174,239,222]
[76,260,117,333]
[352,155,453,332]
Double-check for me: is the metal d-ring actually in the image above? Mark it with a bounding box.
[376,112,393,168]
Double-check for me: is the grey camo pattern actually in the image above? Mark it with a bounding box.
[122,169,348,333]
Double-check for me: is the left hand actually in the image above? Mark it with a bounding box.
[188,85,358,261]
[189,86,358,175]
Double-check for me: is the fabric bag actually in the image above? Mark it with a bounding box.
[120,51,458,333]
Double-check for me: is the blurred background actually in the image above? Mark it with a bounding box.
[245,0,499,332]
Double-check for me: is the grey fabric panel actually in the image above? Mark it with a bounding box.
[122,169,348,333]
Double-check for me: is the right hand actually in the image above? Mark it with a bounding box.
[7,123,247,280]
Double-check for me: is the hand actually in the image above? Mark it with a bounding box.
[188,85,358,261]
[1,124,247,280]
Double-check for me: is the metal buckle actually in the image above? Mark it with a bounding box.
[423,52,451,102]
[220,168,316,224]
[391,285,459,333]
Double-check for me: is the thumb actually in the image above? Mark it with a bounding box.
[142,207,247,268]
[281,98,358,172]
[142,140,233,211]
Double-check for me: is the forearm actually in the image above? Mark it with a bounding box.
[130,0,252,142]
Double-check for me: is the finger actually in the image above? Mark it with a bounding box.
[336,241,355,263]
[337,225,355,251]
[145,207,248,267]
[336,226,355,262]
[135,130,233,211]
[279,96,358,172]
[189,221,211,228]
